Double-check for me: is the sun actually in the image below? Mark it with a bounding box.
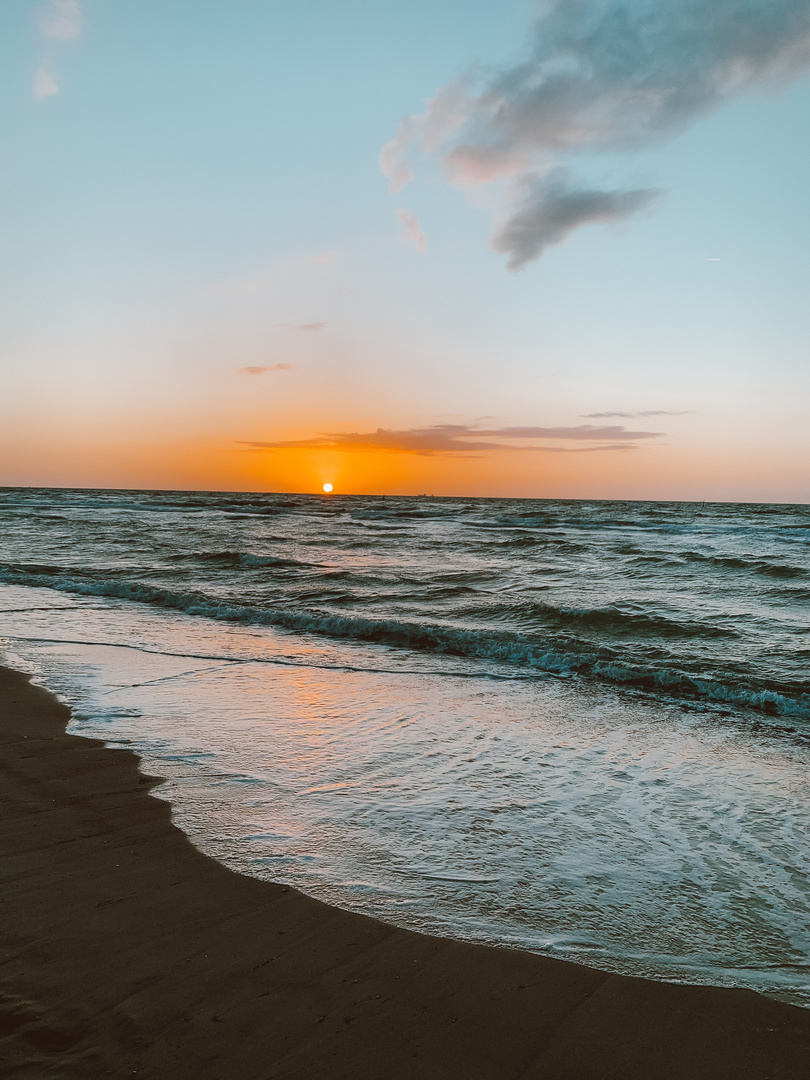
[322,483,333,493]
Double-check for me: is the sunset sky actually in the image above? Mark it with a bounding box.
[2,0,809,500]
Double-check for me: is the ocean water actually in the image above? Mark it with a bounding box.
[1,487,809,1005]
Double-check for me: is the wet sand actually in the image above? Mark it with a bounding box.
[1,664,809,1079]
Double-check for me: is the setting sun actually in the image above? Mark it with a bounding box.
[3,0,810,1064]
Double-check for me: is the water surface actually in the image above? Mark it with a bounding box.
[1,488,808,1005]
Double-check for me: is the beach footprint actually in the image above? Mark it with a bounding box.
[0,987,101,1076]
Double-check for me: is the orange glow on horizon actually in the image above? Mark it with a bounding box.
[2,417,807,503]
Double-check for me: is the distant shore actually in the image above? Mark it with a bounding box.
[2,663,809,1079]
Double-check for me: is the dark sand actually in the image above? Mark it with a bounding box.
[2,665,809,1079]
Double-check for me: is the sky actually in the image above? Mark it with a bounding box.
[2,0,809,501]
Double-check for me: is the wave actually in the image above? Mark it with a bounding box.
[168,550,312,570]
[680,551,806,579]
[485,512,667,531]
[770,585,810,602]
[481,533,587,553]
[0,491,314,519]
[451,600,734,639]
[349,507,456,521]
[617,548,807,580]
[532,601,733,639]
[479,513,557,529]
[397,585,483,601]
[2,563,808,721]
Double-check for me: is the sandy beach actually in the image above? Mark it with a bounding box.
[1,663,809,1079]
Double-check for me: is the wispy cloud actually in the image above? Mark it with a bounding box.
[582,410,693,419]
[33,1,82,101]
[33,66,59,100]
[242,421,663,456]
[39,0,82,40]
[277,322,325,332]
[380,80,467,194]
[238,363,293,375]
[474,424,661,440]
[382,0,810,267]
[397,208,427,253]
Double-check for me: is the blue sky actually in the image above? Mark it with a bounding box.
[2,0,809,499]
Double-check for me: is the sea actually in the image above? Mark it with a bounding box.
[1,487,809,1006]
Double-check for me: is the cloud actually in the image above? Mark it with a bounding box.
[492,170,659,269]
[277,322,325,331]
[474,424,661,440]
[33,2,82,101]
[380,80,468,194]
[238,363,293,375]
[242,421,663,456]
[39,0,82,40]
[396,208,427,253]
[582,410,693,418]
[383,0,810,266]
[33,66,59,99]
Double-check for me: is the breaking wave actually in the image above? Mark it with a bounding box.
[1,561,807,721]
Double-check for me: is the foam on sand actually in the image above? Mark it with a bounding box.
[2,663,809,1079]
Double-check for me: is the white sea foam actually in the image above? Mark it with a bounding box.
[1,489,809,1006]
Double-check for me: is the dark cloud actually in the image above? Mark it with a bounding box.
[582,411,636,419]
[382,0,810,266]
[238,363,293,375]
[491,170,659,269]
[637,409,693,417]
[582,409,693,418]
[242,421,663,456]
[475,424,661,439]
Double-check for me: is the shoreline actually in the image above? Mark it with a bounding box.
[1,664,809,1079]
